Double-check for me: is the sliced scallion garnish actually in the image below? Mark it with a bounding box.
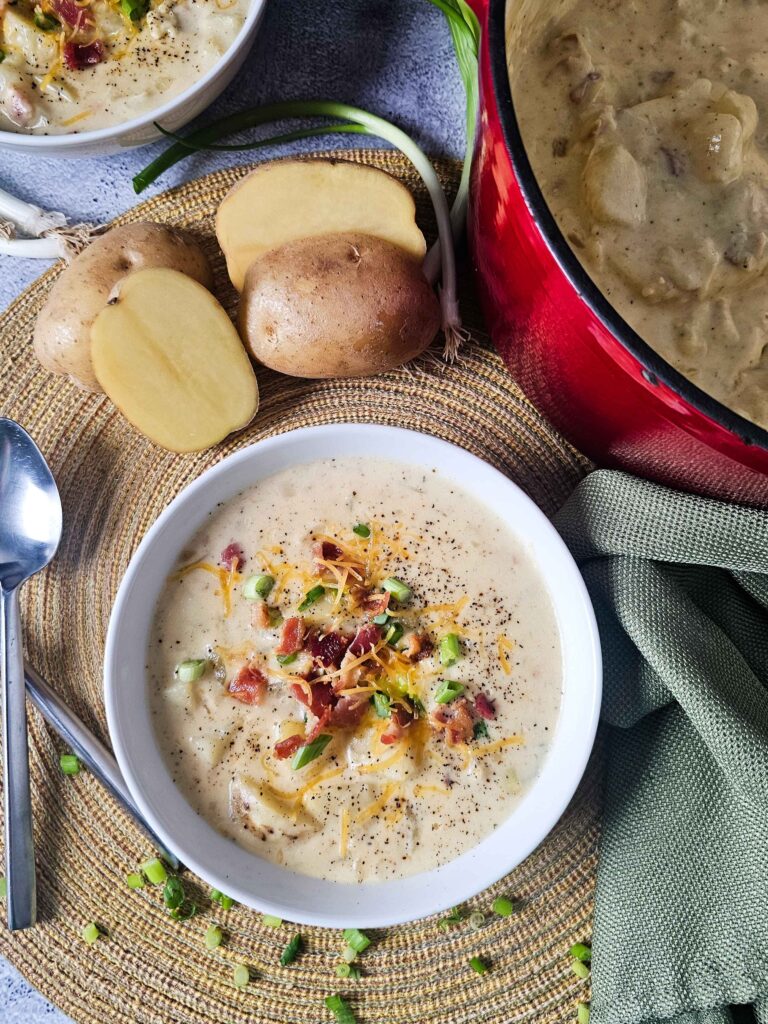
[439,633,461,666]
[468,910,486,930]
[434,679,464,704]
[59,752,80,775]
[125,872,145,890]
[292,733,332,770]
[298,584,325,612]
[385,622,404,646]
[473,720,489,740]
[570,942,592,962]
[34,11,59,30]
[262,913,283,928]
[175,658,207,683]
[81,922,101,945]
[491,896,515,917]
[572,960,590,979]
[469,956,488,975]
[243,573,274,600]
[325,994,357,1024]
[211,889,235,909]
[352,523,371,538]
[341,945,358,964]
[205,923,223,949]
[438,906,463,930]
[372,692,391,718]
[233,963,250,988]
[343,927,371,953]
[276,652,298,666]
[0,877,6,900]
[381,577,412,603]
[119,0,149,20]
[577,1002,591,1024]
[163,876,184,911]
[141,857,167,885]
[372,612,390,625]
[280,932,302,965]
[336,962,361,979]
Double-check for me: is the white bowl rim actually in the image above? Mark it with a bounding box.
[0,0,267,149]
[104,423,602,928]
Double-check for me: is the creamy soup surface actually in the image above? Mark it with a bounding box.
[149,458,562,883]
[510,0,768,430]
[0,0,246,134]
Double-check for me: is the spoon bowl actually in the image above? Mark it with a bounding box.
[0,419,62,930]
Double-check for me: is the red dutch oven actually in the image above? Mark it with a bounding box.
[466,0,768,507]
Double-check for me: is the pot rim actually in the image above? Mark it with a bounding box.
[487,0,768,453]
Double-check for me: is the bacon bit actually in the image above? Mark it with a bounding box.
[474,692,496,721]
[62,40,104,71]
[305,709,331,744]
[306,629,350,668]
[312,540,343,574]
[381,704,414,745]
[430,697,474,746]
[349,624,381,657]
[219,542,245,570]
[330,694,368,729]
[291,681,334,719]
[406,632,433,662]
[228,665,267,706]
[276,616,305,656]
[362,591,390,618]
[274,734,303,760]
[50,0,93,29]
[250,601,271,629]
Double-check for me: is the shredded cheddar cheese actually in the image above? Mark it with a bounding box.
[357,744,407,775]
[356,783,399,824]
[472,735,525,757]
[175,560,242,616]
[497,635,516,675]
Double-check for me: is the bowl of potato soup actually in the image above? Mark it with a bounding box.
[104,424,601,927]
[0,0,267,155]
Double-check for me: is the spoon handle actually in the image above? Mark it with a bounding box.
[1,588,36,930]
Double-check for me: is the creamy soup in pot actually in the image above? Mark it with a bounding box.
[510,0,768,430]
[0,0,247,133]
[149,458,562,883]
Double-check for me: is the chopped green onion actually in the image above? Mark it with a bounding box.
[262,913,283,928]
[570,942,592,962]
[292,733,332,770]
[438,906,463,930]
[381,577,412,603]
[342,927,371,953]
[298,584,325,611]
[125,872,145,890]
[491,896,515,917]
[211,889,235,909]
[469,956,488,975]
[59,753,80,775]
[572,960,590,979]
[276,652,298,666]
[243,573,274,600]
[336,962,361,979]
[577,1002,591,1024]
[468,910,486,930]
[0,49,5,64]
[81,922,101,945]
[434,679,465,704]
[119,0,149,20]
[385,622,404,647]
[372,612,390,625]
[0,877,6,900]
[352,523,371,538]
[170,902,197,921]
[163,876,184,910]
[325,994,357,1024]
[410,695,426,717]
[439,633,461,666]
[473,720,489,740]
[280,932,302,965]
[372,692,391,718]
[205,923,223,949]
[233,963,250,988]
[341,945,358,964]
[175,658,206,683]
[34,11,59,30]
[141,857,167,885]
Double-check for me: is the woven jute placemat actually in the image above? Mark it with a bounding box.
[0,149,599,1024]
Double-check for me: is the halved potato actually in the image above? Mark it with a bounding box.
[91,268,258,453]
[216,159,427,291]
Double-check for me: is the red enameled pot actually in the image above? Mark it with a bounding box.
[466,0,768,506]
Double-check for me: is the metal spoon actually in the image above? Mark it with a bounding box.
[0,419,62,930]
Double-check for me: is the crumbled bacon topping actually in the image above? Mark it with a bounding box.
[430,697,474,746]
[291,681,334,719]
[381,704,414,745]
[219,542,245,570]
[51,0,93,30]
[276,616,305,656]
[362,591,390,618]
[274,734,303,760]
[330,694,368,728]
[62,40,105,71]
[348,624,380,657]
[306,629,350,668]
[227,664,267,706]
[474,692,496,720]
[406,632,433,662]
[250,601,271,629]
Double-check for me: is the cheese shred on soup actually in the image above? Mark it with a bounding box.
[149,458,562,883]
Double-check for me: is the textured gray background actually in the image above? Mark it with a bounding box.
[0,0,464,1018]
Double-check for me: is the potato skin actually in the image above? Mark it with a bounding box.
[33,222,213,392]
[238,233,441,378]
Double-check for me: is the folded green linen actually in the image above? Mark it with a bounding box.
[554,471,768,1024]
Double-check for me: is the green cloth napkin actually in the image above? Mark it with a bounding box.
[553,470,768,1024]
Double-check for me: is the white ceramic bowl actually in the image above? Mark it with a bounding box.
[105,424,602,928]
[0,0,267,157]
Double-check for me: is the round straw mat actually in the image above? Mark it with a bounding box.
[0,149,599,1024]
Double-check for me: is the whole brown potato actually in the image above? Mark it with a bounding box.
[238,233,441,378]
[33,222,213,392]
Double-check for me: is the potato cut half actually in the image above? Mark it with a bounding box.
[91,268,258,453]
[216,159,428,291]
